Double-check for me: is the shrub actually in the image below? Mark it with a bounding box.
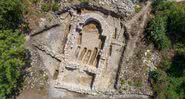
[120,79,125,85]
[148,15,171,50]
[41,3,51,12]
[30,0,41,4]
[52,2,60,12]
[150,70,175,99]
[152,0,185,44]
[150,55,185,99]
[0,30,26,97]
[158,57,171,71]
[167,55,185,77]
[0,0,26,98]
[133,80,142,87]
[175,43,185,55]
[149,1,185,98]
[0,0,24,29]
[153,0,176,15]
[41,1,60,12]
[135,5,142,13]
[168,7,185,43]
[150,70,169,99]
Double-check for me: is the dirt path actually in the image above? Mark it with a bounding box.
[123,1,152,61]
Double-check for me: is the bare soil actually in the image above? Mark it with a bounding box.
[17,88,48,99]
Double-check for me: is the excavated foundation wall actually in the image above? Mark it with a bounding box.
[27,0,155,98]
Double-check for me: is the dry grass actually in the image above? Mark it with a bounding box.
[23,0,44,30]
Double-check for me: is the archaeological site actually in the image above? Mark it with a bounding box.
[2,0,185,98]
[23,0,161,98]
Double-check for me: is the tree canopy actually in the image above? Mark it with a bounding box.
[149,1,185,99]
[0,0,24,29]
[0,0,26,97]
[0,30,25,97]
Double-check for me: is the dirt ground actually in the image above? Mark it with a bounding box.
[16,89,150,99]
[17,89,48,99]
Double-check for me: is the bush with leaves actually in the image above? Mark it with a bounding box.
[41,0,61,12]
[149,1,185,99]
[152,0,185,45]
[149,0,185,50]
[152,0,176,15]
[0,0,26,98]
[150,55,185,99]
[41,3,51,12]
[0,0,24,29]
[168,6,185,44]
[52,2,60,12]
[0,30,25,97]
[148,15,170,50]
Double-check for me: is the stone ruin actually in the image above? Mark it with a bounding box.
[55,12,124,94]
[28,0,153,98]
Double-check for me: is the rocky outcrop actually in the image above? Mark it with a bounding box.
[58,0,135,18]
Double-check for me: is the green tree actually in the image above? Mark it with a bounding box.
[150,56,185,99]
[168,6,185,44]
[149,1,185,99]
[148,15,170,50]
[0,30,25,97]
[0,0,24,29]
[0,0,26,98]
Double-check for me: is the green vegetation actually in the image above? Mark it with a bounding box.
[0,0,26,98]
[128,81,132,86]
[148,15,170,50]
[52,2,60,12]
[127,80,142,87]
[79,0,89,3]
[149,0,185,99]
[30,0,41,4]
[0,0,24,29]
[149,0,185,51]
[120,79,125,85]
[41,0,60,12]
[150,55,185,99]
[133,79,143,87]
[135,5,142,13]
[0,30,25,97]
[41,3,51,12]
